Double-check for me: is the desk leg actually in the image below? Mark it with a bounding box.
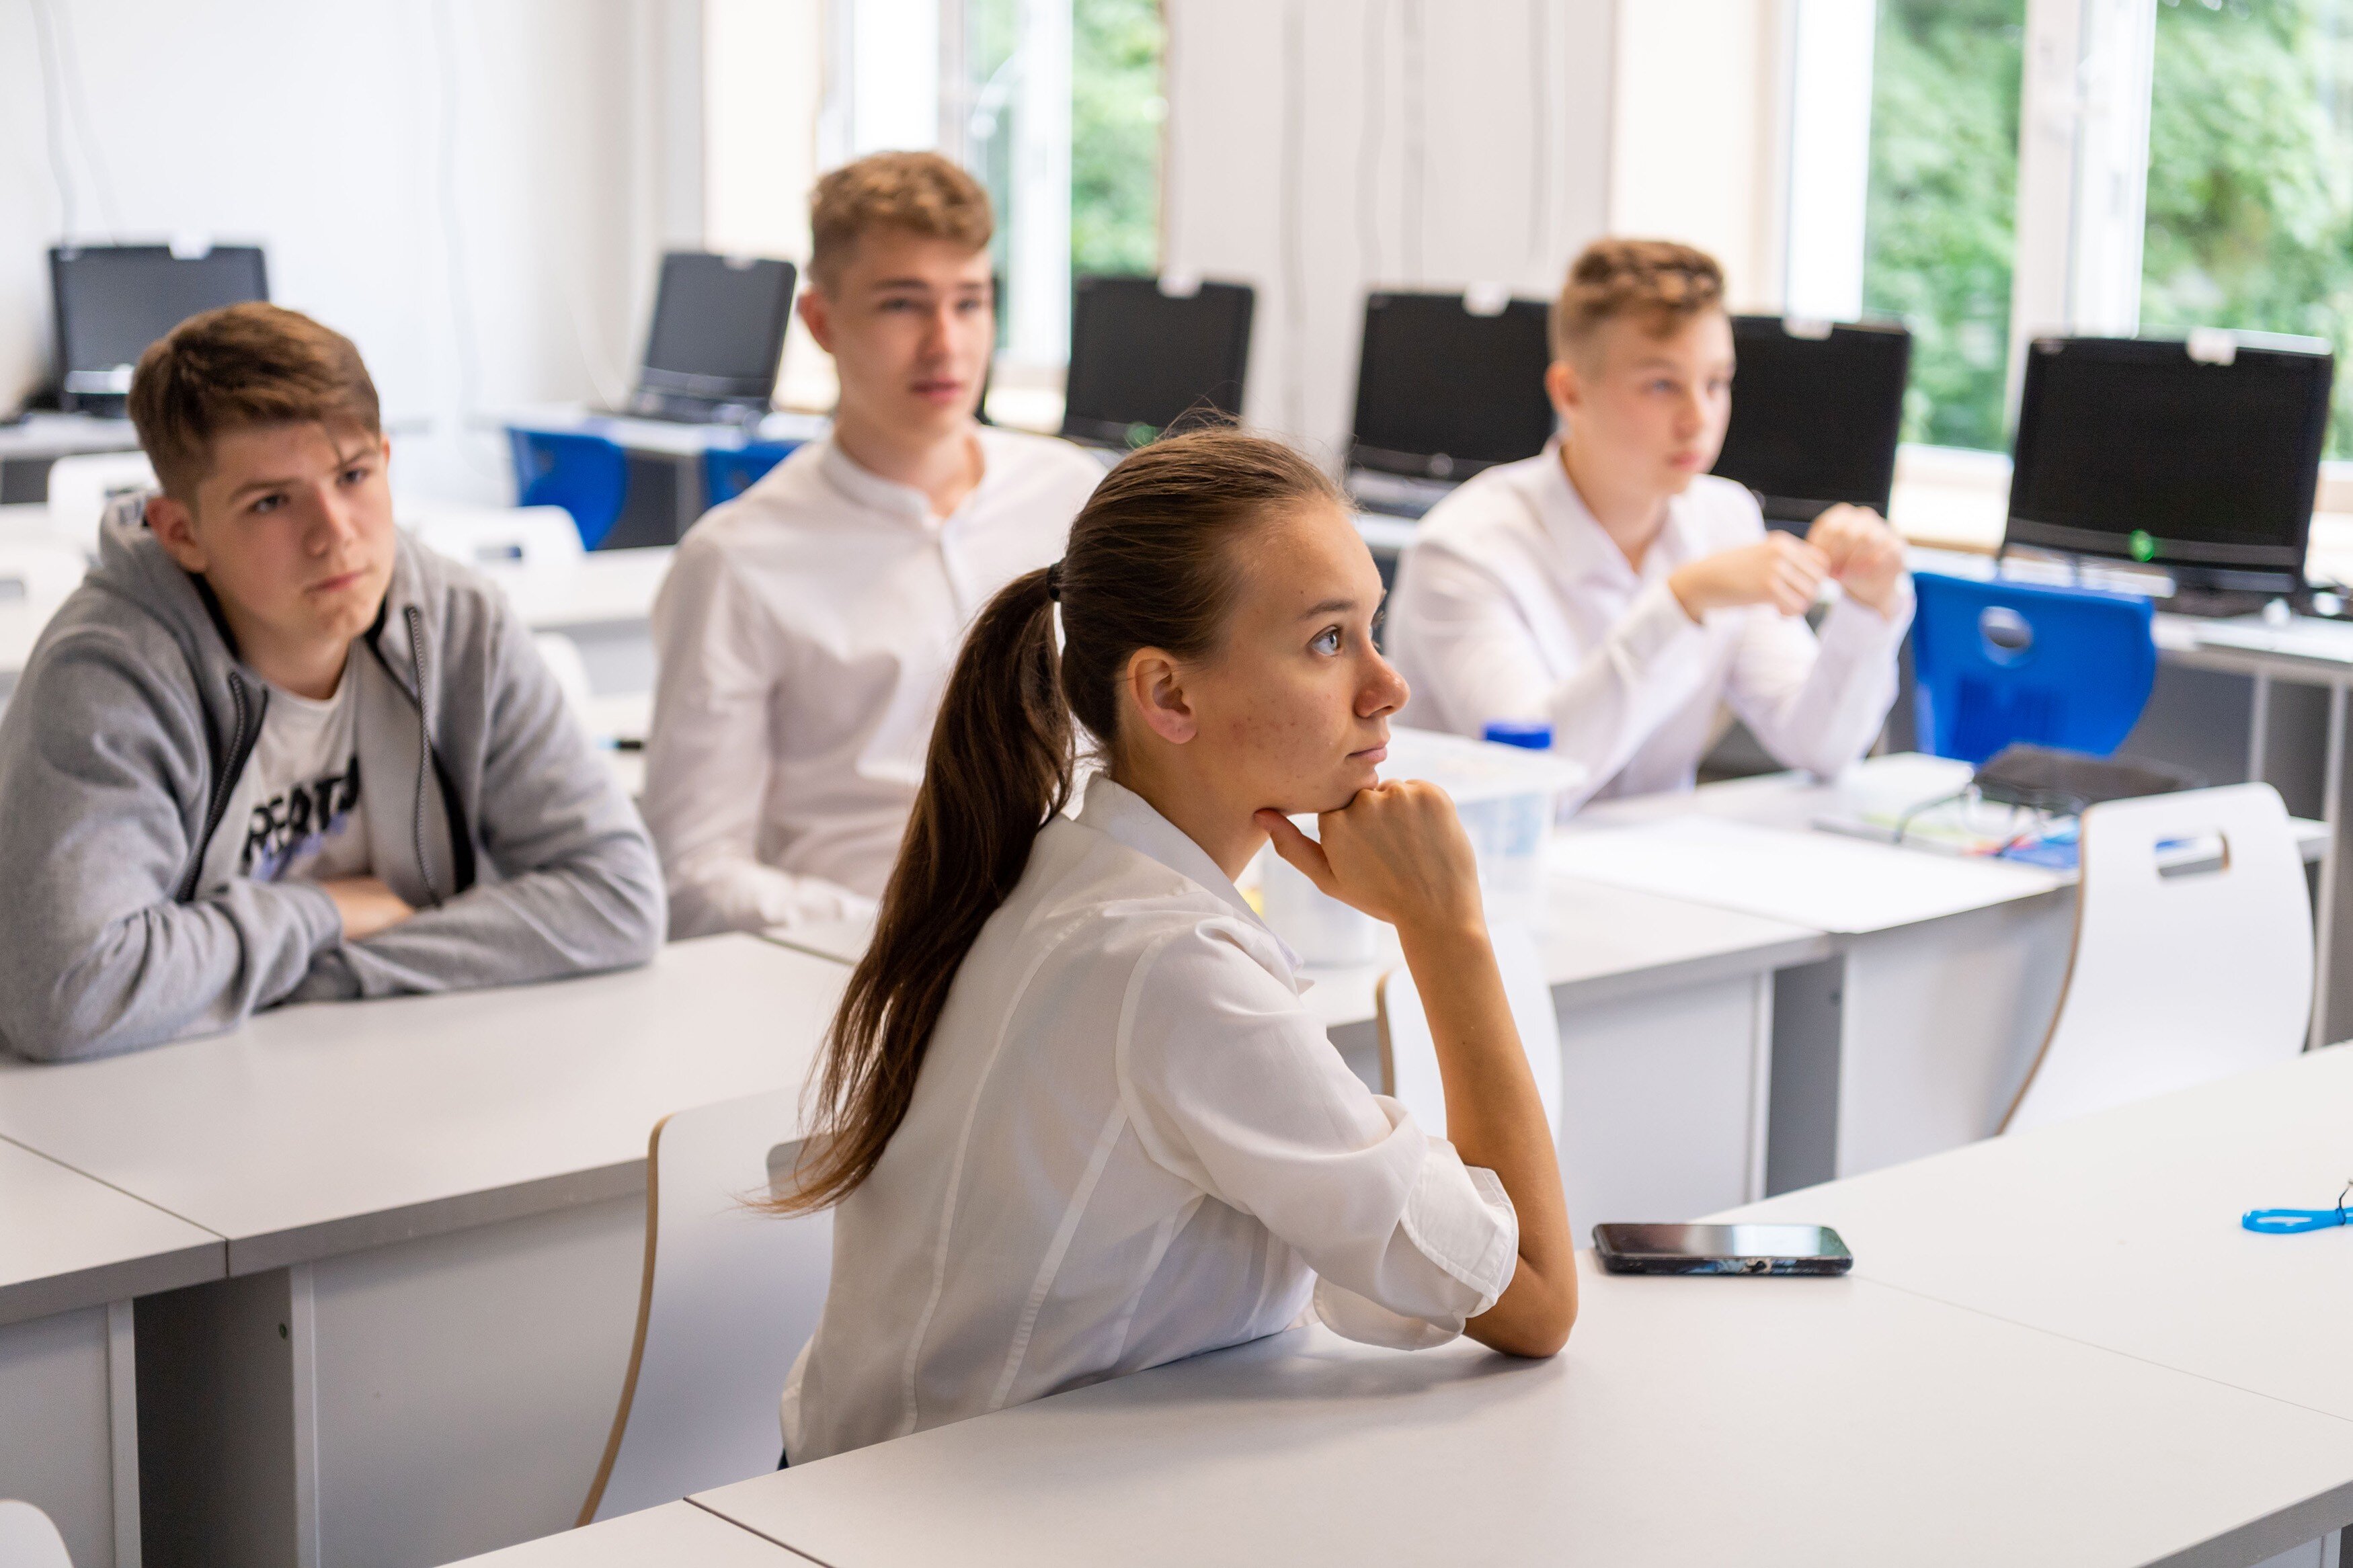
[1554,973,1771,1227]
[1829,897,2074,1180]
[0,1304,130,1568]
[2317,684,2350,1049]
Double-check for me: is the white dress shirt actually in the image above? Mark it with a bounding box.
[645,428,1102,938]
[1386,444,1913,809]
[780,776,1519,1464]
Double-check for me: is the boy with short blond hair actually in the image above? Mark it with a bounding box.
[0,302,664,1061]
[645,151,1103,938]
[1387,238,1911,807]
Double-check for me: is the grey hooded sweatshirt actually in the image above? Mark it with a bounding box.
[0,499,667,1062]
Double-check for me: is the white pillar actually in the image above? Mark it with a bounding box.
[2010,0,2155,405]
[1783,0,1876,323]
[848,0,942,154]
[1006,0,1072,366]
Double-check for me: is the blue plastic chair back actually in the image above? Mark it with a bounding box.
[703,440,803,510]
[508,429,629,549]
[1909,571,2158,764]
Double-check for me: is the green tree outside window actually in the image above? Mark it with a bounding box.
[1862,0,2028,452]
[2143,0,2353,457]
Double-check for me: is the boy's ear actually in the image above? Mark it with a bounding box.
[797,288,836,355]
[144,493,210,575]
[1544,358,1582,421]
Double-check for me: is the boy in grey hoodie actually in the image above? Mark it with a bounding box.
[0,302,665,1062]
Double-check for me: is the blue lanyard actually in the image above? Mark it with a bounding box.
[2243,1182,2353,1235]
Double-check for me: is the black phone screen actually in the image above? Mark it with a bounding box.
[1595,1223,1849,1261]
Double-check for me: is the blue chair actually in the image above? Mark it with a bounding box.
[508,429,629,549]
[1909,571,2158,764]
[702,440,803,510]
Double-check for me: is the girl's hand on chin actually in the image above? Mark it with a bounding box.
[1253,780,1486,938]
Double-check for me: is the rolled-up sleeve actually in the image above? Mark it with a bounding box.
[1115,920,1519,1347]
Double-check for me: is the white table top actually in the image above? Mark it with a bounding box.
[1562,753,2325,936]
[0,935,845,1274]
[0,1134,222,1326]
[696,1252,2353,1568]
[0,413,141,460]
[1726,1040,2353,1423]
[500,547,674,633]
[762,878,1831,1032]
[442,1500,801,1566]
[499,404,829,458]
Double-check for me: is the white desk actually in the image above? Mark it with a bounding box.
[765,879,1831,1225]
[1564,753,2329,1188]
[0,414,141,505]
[443,1500,800,1566]
[1728,1040,2353,1427]
[692,1253,2353,1568]
[0,934,845,1568]
[0,1137,222,1568]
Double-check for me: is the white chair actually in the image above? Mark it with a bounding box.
[402,504,585,577]
[1373,922,1564,1144]
[2002,782,2312,1134]
[577,1091,833,1524]
[0,1500,73,1568]
[0,540,91,611]
[42,450,156,559]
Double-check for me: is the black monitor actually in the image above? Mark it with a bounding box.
[49,244,270,414]
[1713,315,1910,526]
[632,252,797,420]
[1348,292,1556,481]
[1060,276,1254,449]
[2005,334,2334,595]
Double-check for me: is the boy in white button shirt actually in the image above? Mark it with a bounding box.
[646,153,1104,938]
[1386,239,1913,808]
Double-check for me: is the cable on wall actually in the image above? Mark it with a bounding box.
[1280,0,1308,438]
[48,0,122,240]
[1527,0,1549,268]
[26,0,81,243]
[1400,0,1424,285]
[1357,0,1387,288]
[429,0,491,466]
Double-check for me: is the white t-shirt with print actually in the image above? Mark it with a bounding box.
[207,657,372,889]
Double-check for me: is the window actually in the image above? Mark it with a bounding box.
[2141,0,2353,456]
[1860,0,2028,452]
[961,0,1162,374]
[1070,0,1163,277]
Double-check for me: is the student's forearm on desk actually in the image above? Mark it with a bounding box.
[1397,919,1577,1356]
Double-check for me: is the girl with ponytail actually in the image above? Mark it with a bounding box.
[776,428,1574,1463]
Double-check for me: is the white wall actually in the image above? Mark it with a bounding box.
[1160,0,1616,464]
[0,0,701,503]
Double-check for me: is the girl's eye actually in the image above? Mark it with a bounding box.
[1311,627,1342,655]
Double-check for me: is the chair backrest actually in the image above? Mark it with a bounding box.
[1910,571,2157,764]
[43,450,156,559]
[0,1500,73,1568]
[2003,782,2311,1134]
[1374,923,1562,1142]
[702,441,803,510]
[579,1091,832,1524]
[506,429,630,549]
[404,504,586,578]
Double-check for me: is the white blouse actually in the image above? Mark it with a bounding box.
[1386,444,1912,809]
[643,429,1103,938]
[780,777,1519,1463]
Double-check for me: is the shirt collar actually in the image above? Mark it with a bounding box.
[815,427,992,530]
[1523,438,1703,586]
[1076,776,1306,977]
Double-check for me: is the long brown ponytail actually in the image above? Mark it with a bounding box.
[776,427,1343,1212]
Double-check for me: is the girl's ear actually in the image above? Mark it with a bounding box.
[1124,648,1199,745]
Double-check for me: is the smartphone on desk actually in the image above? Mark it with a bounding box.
[1593,1223,1851,1276]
